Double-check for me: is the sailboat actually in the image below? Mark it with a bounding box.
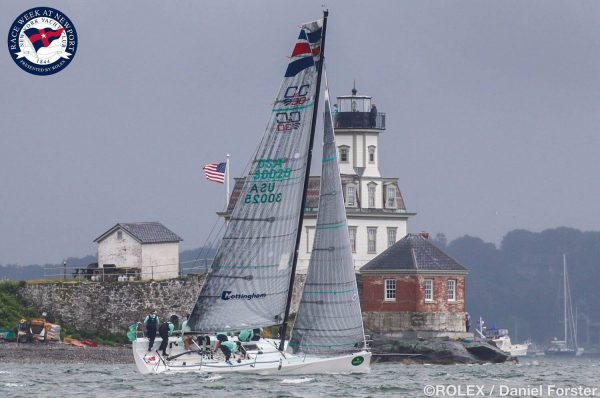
[545,254,584,356]
[132,11,371,374]
[475,317,530,357]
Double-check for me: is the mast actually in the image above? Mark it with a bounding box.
[279,10,329,351]
[563,253,567,344]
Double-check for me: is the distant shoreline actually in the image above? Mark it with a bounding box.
[0,341,133,364]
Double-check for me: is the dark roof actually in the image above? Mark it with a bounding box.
[361,233,468,273]
[94,222,183,244]
[224,176,407,214]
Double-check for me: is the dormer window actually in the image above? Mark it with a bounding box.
[368,183,376,208]
[386,185,396,208]
[368,146,376,163]
[338,146,349,163]
[346,185,356,206]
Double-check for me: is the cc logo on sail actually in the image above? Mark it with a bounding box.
[275,111,301,132]
[282,84,311,106]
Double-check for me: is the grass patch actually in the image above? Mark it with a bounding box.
[0,281,127,346]
[0,281,39,331]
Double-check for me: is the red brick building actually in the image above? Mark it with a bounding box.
[360,233,470,338]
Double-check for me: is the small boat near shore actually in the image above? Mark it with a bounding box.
[545,255,583,357]
[475,317,529,357]
[545,254,583,356]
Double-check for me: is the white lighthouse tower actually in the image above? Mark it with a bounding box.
[295,85,414,272]
[222,85,415,272]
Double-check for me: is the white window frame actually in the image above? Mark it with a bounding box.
[386,185,396,208]
[367,227,377,253]
[384,279,396,301]
[368,183,376,208]
[424,279,434,302]
[447,279,456,302]
[368,145,376,163]
[339,146,349,163]
[306,226,315,253]
[348,227,357,253]
[346,185,356,206]
[387,227,397,248]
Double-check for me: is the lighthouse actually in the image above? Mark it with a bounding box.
[297,85,414,272]
[223,85,415,272]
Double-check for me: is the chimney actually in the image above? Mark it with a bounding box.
[419,231,429,240]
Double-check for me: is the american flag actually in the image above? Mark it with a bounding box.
[203,162,227,184]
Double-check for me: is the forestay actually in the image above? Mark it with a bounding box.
[188,20,324,332]
[288,80,366,355]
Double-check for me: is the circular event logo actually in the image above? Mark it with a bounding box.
[351,356,364,366]
[7,7,77,76]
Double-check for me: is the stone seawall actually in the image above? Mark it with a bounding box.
[18,274,307,335]
[363,311,467,337]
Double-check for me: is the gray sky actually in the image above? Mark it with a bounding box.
[2,1,600,265]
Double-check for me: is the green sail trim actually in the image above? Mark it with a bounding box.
[322,156,337,162]
[271,102,315,112]
[316,222,345,230]
[211,264,279,269]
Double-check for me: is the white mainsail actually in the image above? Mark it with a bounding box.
[188,20,324,332]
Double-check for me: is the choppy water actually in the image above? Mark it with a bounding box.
[1,356,599,397]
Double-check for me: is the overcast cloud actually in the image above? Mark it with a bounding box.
[1,1,599,264]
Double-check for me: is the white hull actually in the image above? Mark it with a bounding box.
[133,337,371,375]
[505,344,529,357]
[492,336,529,357]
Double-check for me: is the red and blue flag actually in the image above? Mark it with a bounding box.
[285,24,323,77]
[24,27,64,52]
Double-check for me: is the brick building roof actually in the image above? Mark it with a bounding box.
[361,233,468,273]
[94,222,183,244]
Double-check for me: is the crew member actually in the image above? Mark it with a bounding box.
[238,329,253,342]
[180,314,193,351]
[214,339,238,365]
[369,104,377,127]
[158,320,174,357]
[332,104,338,127]
[465,312,471,332]
[251,328,263,341]
[143,310,159,351]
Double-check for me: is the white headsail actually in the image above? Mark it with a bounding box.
[288,73,367,355]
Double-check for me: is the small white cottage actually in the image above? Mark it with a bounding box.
[94,222,183,280]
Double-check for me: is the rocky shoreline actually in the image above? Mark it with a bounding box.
[0,341,133,364]
[370,336,511,364]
